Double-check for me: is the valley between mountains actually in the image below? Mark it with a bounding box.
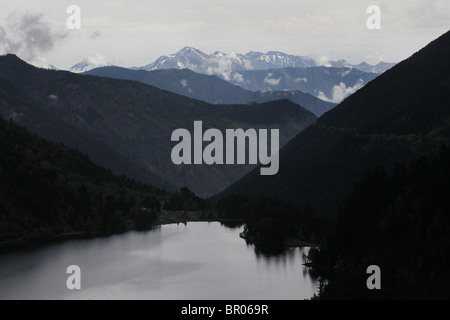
[1,30,449,299]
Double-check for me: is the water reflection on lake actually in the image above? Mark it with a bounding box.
[0,222,318,300]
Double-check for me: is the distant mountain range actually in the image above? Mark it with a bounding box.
[68,48,384,105]
[84,67,336,116]
[133,47,396,76]
[85,64,377,109]
[216,30,450,216]
[225,67,378,102]
[0,55,317,198]
[67,48,395,76]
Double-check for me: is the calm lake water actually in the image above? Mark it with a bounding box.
[0,222,318,300]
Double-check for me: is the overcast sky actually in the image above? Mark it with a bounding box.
[0,0,449,69]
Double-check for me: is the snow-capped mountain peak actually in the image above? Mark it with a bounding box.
[177,47,208,60]
[138,48,320,74]
[140,47,211,72]
[135,47,396,76]
[69,57,112,73]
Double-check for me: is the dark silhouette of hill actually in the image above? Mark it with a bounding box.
[0,114,164,247]
[216,30,450,217]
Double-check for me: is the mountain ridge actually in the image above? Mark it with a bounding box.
[0,54,317,198]
[0,74,175,191]
[69,57,112,73]
[225,66,378,102]
[65,47,395,75]
[84,66,336,116]
[134,47,395,75]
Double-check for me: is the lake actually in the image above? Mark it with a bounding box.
[0,222,318,300]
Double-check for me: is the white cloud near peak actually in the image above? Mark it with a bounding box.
[318,79,365,103]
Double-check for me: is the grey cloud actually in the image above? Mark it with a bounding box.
[0,12,67,62]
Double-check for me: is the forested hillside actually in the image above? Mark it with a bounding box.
[310,146,450,299]
[0,116,163,247]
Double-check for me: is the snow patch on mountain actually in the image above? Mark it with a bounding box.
[69,55,112,73]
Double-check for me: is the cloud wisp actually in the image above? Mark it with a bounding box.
[318,79,365,103]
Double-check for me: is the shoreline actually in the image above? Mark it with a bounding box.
[155,209,243,226]
[0,210,243,252]
[0,210,317,252]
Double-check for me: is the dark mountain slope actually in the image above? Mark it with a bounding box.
[0,55,316,197]
[0,77,174,191]
[320,37,450,135]
[216,30,450,216]
[310,146,450,299]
